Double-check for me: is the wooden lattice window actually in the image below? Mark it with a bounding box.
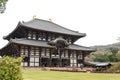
[32,32,36,40]
[28,31,32,39]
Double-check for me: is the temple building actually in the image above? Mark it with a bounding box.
[0,18,95,67]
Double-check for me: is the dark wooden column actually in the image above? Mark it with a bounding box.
[36,31,38,40]
[59,50,62,67]
[49,48,52,67]
[28,46,30,67]
[76,51,78,67]
[46,33,48,41]
[18,45,21,57]
[39,47,41,67]
[82,51,85,64]
[68,50,71,67]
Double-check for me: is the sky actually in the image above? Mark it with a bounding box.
[0,0,120,48]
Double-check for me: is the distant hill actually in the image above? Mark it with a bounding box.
[92,42,120,51]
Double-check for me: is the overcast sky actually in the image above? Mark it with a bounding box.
[0,0,120,48]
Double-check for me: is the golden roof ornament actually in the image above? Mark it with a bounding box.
[32,15,36,19]
[49,18,52,22]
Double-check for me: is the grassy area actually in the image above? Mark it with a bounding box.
[23,69,120,80]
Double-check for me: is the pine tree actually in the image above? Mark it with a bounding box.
[0,0,8,13]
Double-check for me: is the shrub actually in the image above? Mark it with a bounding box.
[109,62,120,73]
[0,56,23,80]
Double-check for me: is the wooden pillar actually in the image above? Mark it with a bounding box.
[39,47,41,67]
[18,45,21,57]
[28,46,30,67]
[68,50,71,67]
[82,51,85,64]
[59,50,62,67]
[36,31,38,40]
[76,51,78,67]
[46,33,48,41]
[49,48,52,67]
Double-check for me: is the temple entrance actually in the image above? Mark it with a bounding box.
[41,58,50,67]
[62,59,70,67]
[51,58,59,67]
[49,37,69,67]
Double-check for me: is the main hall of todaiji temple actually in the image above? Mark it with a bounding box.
[0,18,95,67]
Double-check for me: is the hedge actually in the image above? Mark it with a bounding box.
[0,56,23,80]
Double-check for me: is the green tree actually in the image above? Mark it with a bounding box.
[90,51,110,62]
[107,47,119,62]
[116,50,120,61]
[0,0,8,13]
[105,51,117,62]
[94,53,109,62]
[87,47,120,62]
[107,47,119,55]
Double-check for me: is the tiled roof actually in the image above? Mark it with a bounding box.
[85,61,111,67]
[21,18,86,36]
[10,39,95,51]
[68,44,96,51]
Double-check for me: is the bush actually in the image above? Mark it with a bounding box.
[109,62,120,73]
[0,56,23,80]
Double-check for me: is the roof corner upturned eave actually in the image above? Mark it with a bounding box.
[0,39,13,53]
[3,22,22,40]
